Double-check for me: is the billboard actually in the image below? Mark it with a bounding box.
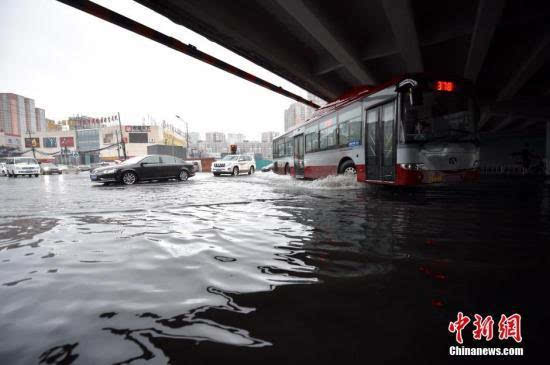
[43,137,57,148]
[129,132,148,143]
[125,125,151,133]
[59,137,74,147]
[24,138,40,148]
[103,133,114,144]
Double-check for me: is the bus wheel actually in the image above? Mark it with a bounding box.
[340,160,357,175]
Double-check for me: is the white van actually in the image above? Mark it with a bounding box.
[6,157,41,178]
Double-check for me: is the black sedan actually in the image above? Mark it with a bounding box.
[90,155,195,185]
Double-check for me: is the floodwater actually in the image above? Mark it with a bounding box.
[0,172,548,364]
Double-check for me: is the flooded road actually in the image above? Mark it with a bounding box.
[0,172,549,364]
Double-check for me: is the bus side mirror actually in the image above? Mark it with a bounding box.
[410,88,423,106]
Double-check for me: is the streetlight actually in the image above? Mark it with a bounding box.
[175,115,189,157]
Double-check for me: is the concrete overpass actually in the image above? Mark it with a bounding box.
[61,0,550,172]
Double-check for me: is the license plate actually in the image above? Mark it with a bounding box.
[90,175,98,181]
[444,174,462,183]
[430,174,443,183]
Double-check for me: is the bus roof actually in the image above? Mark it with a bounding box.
[274,73,473,139]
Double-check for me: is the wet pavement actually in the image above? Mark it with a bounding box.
[0,172,549,364]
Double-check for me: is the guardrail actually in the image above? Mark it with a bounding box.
[480,159,548,176]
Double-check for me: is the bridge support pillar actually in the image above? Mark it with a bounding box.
[546,122,550,176]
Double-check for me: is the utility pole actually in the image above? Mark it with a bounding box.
[176,115,189,159]
[27,129,37,159]
[117,112,127,159]
[115,129,121,159]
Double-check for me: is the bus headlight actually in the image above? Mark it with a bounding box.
[400,163,424,171]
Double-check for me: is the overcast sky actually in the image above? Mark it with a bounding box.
[0,0,312,140]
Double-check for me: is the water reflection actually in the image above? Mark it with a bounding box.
[0,174,548,363]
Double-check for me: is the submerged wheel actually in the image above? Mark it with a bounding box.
[339,160,357,175]
[34,174,39,177]
[248,166,255,175]
[121,171,137,185]
[232,166,239,176]
[179,170,189,181]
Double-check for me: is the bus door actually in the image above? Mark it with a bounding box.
[365,101,396,182]
[293,134,305,178]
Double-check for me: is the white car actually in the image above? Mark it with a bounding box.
[5,157,41,178]
[212,155,256,176]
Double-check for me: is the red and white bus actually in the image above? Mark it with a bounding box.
[273,74,480,185]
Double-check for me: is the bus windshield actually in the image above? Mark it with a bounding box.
[401,89,477,144]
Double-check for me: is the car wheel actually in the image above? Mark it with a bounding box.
[13,174,17,178]
[248,166,255,175]
[34,174,39,177]
[179,170,189,181]
[121,171,137,185]
[232,166,239,176]
[339,160,357,175]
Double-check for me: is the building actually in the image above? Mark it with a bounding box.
[35,108,46,132]
[188,132,200,144]
[227,133,246,144]
[261,131,280,143]
[0,93,48,155]
[205,132,226,143]
[284,92,326,132]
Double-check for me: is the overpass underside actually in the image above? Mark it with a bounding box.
[132,0,550,173]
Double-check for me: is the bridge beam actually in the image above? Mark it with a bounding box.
[276,0,376,85]
[491,115,517,133]
[464,0,505,82]
[547,122,550,175]
[498,33,550,101]
[382,0,423,73]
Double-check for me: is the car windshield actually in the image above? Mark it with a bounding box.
[121,156,145,165]
[15,158,38,164]
[221,155,239,161]
[401,89,477,144]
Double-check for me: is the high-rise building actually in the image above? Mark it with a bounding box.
[284,93,327,132]
[24,98,36,134]
[205,132,226,143]
[227,133,246,144]
[261,131,280,143]
[187,132,200,145]
[35,108,46,132]
[0,93,47,138]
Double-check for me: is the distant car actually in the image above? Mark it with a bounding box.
[261,163,274,172]
[91,162,113,171]
[5,157,41,177]
[78,165,92,172]
[212,154,255,176]
[41,163,63,175]
[0,163,7,176]
[90,154,195,185]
